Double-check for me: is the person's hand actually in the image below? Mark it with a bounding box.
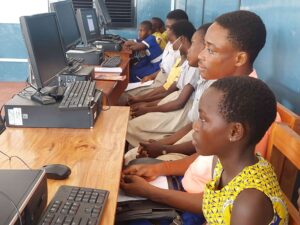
[139,141,166,158]
[122,163,160,181]
[131,105,148,118]
[141,75,154,83]
[127,95,140,105]
[120,175,153,197]
[136,139,159,158]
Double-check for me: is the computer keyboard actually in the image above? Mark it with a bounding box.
[62,62,82,75]
[37,185,109,225]
[67,57,84,65]
[74,46,97,52]
[59,80,96,110]
[101,56,121,67]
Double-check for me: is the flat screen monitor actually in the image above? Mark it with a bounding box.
[20,13,67,89]
[94,0,112,26]
[50,0,81,51]
[76,8,100,45]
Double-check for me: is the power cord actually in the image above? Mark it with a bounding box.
[0,191,23,225]
[0,150,32,170]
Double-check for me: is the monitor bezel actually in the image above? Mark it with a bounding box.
[76,8,101,45]
[50,0,82,51]
[94,0,112,26]
[20,13,67,90]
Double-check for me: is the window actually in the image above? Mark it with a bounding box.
[105,0,135,28]
[72,0,93,10]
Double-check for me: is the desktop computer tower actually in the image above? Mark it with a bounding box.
[0,170,47,225]
[4,88,102,128]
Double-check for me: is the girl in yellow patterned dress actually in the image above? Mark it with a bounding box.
[192,76,288,225]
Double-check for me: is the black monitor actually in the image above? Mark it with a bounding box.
[94,0,112,26]
[76,8,101,45]
[20,13,67,89]
[50,0,81,51]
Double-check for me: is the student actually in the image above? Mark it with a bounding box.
[199,76,288,224]
[151,17,167,50]
[124,20,162,83]
[121,77,288,225]
[126,21,195,113]
[130,21,199,118]
[118,9,188,104]
[125,23,211,162]
[133,10,268,159]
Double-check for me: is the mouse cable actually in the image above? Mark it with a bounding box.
[101,91,111,111]
[0,150,32,170]
[0,191,23,225]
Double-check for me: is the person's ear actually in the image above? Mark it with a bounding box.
[228,122,245,142]
[235,51,248,67]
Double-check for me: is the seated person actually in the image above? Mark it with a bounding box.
[126,20,195,111]
[151,17,167,50]
[121,76,288,225]
[125,23,210,157]
[124,20,162,83]
[129,10,269,159]
[120,9,189,102]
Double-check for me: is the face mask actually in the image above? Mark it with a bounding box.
[171,36,182,51]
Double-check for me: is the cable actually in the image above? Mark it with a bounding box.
[0,191,23,225]
[101,91,111,111]
[0,150,32,170]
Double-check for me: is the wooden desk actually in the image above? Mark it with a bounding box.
[0,106,130,225]
[94,49,132,105]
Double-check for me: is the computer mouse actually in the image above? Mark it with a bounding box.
[42,164,71,180]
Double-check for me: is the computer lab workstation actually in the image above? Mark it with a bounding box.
[0,0,130,225]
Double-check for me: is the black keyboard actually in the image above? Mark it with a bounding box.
[59,80,96,110]
[37,185,109,225]
[101,56,121,67]
[62,63,82,75]
[74,46,96,52]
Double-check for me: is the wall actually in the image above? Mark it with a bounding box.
[0,0,300,113]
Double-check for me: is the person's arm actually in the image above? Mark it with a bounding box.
[131,82,178,104]
[140,84,194,113]
[139,140,196,158]
[155,123,193,145]
[141,71,160,83]
[121,175,203,214]
[230,189,274,225]
[124,40,147,51]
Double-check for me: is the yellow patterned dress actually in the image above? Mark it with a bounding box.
[202,155,288,225]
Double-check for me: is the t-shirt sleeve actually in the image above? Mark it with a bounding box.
[142,35,157,49]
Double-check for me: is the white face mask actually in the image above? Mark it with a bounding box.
[171,36,182,51]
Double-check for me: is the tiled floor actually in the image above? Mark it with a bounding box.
[0,82,26,110]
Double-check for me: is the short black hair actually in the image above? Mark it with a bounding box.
[140,20,152,31]
[166,9,189,21]
[197,23,212,34]
[215,10,266,64]
[152,17,164,29]
[210,76,276,146]
[170,20,195,42]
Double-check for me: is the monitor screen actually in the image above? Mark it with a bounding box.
[76,8,100,45]
[50,0,81,51]
[94,0,111,25]
[20,13,67,89]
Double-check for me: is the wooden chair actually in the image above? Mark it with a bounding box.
[266,122,300,225]
[277,102,300,134]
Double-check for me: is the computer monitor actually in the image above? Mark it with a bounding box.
[50,0,81,51]
[20,13,67,89]
[76,8,101,46]
[94,0,112,26]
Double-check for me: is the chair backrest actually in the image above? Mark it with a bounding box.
[277,102,300,134]
[267,122,300,225]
